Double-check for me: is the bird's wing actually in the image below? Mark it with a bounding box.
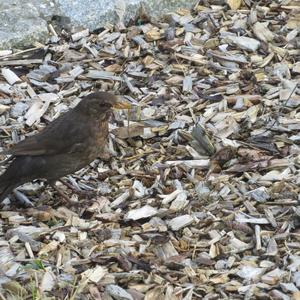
[5,111,90,156]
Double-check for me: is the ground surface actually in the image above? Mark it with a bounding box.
[0,0,300,299]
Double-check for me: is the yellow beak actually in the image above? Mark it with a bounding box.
[113,96,132,109]
[113,102,132,109]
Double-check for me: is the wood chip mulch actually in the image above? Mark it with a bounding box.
[0,0,300,299]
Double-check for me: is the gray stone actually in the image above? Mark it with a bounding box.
[0,0,59,18]
[57,0,197,30]
[0,0,197,49]
[0,1,51,49]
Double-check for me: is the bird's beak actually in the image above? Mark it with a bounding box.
[113,96,132,109]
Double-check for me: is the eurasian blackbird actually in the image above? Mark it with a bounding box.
[0,91,130,202]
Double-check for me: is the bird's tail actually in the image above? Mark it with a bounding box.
[0,177,18,202]
[0,159,25,202]
[0,181,17,202]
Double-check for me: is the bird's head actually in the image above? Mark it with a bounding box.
[76,91,131,119]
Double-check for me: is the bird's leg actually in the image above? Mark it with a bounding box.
[59,179,80,192]
[50,183,79,205]
[59,179,95,199]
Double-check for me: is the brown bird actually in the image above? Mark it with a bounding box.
[0,91,130,203]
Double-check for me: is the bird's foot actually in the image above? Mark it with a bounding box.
[50,184,80,206]
[59,179,96,200]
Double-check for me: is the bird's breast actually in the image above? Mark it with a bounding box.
[86,120,109,159]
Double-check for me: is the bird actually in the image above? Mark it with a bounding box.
[0,91,131,203]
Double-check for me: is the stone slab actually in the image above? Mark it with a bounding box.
[0,0,197,49]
